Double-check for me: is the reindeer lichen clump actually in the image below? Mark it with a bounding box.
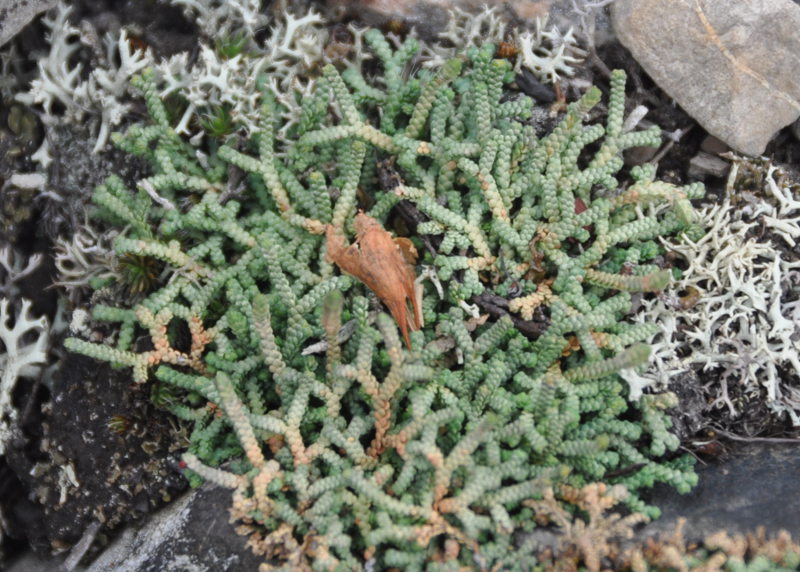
[65,30,701,569]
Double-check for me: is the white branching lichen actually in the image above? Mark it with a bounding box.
[15,2,153,153]
[424,6,585,83]
[14,3,83,116]
[632,161,800,424]
[0,298,49,455]
[156,7,329,141]
[52,223,119,300]
[0,246,44,299]
[513,22,585,83]
[170,0,266,40]
[77,29,153,152]
[435,6,508,55]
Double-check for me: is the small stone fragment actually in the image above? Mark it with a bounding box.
[623,144,658,166]
[612,0,800,156]
[688,151,730,180]
[699,135,729,155]
[0,0,57,47]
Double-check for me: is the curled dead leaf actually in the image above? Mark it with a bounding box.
[326,212,422,348]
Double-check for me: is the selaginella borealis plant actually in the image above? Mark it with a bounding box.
[60,16,705,570]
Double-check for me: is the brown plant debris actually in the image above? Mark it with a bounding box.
[326,212,422,349]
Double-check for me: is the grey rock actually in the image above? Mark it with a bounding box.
[516,442,800,558]
[0,0,56,47]
[5,552,65,572]
[688,151,730,179]
[699,135,729,155]
[642,443,800,540]
[86,486,264,572]
[612,0,800,156]
[11,444,800,569]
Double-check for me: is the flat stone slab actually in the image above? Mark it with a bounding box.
[84,486,264,572]
[612,0,800,156]
[643,443,800,540]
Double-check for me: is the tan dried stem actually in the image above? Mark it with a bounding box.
[136,306,212,375]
